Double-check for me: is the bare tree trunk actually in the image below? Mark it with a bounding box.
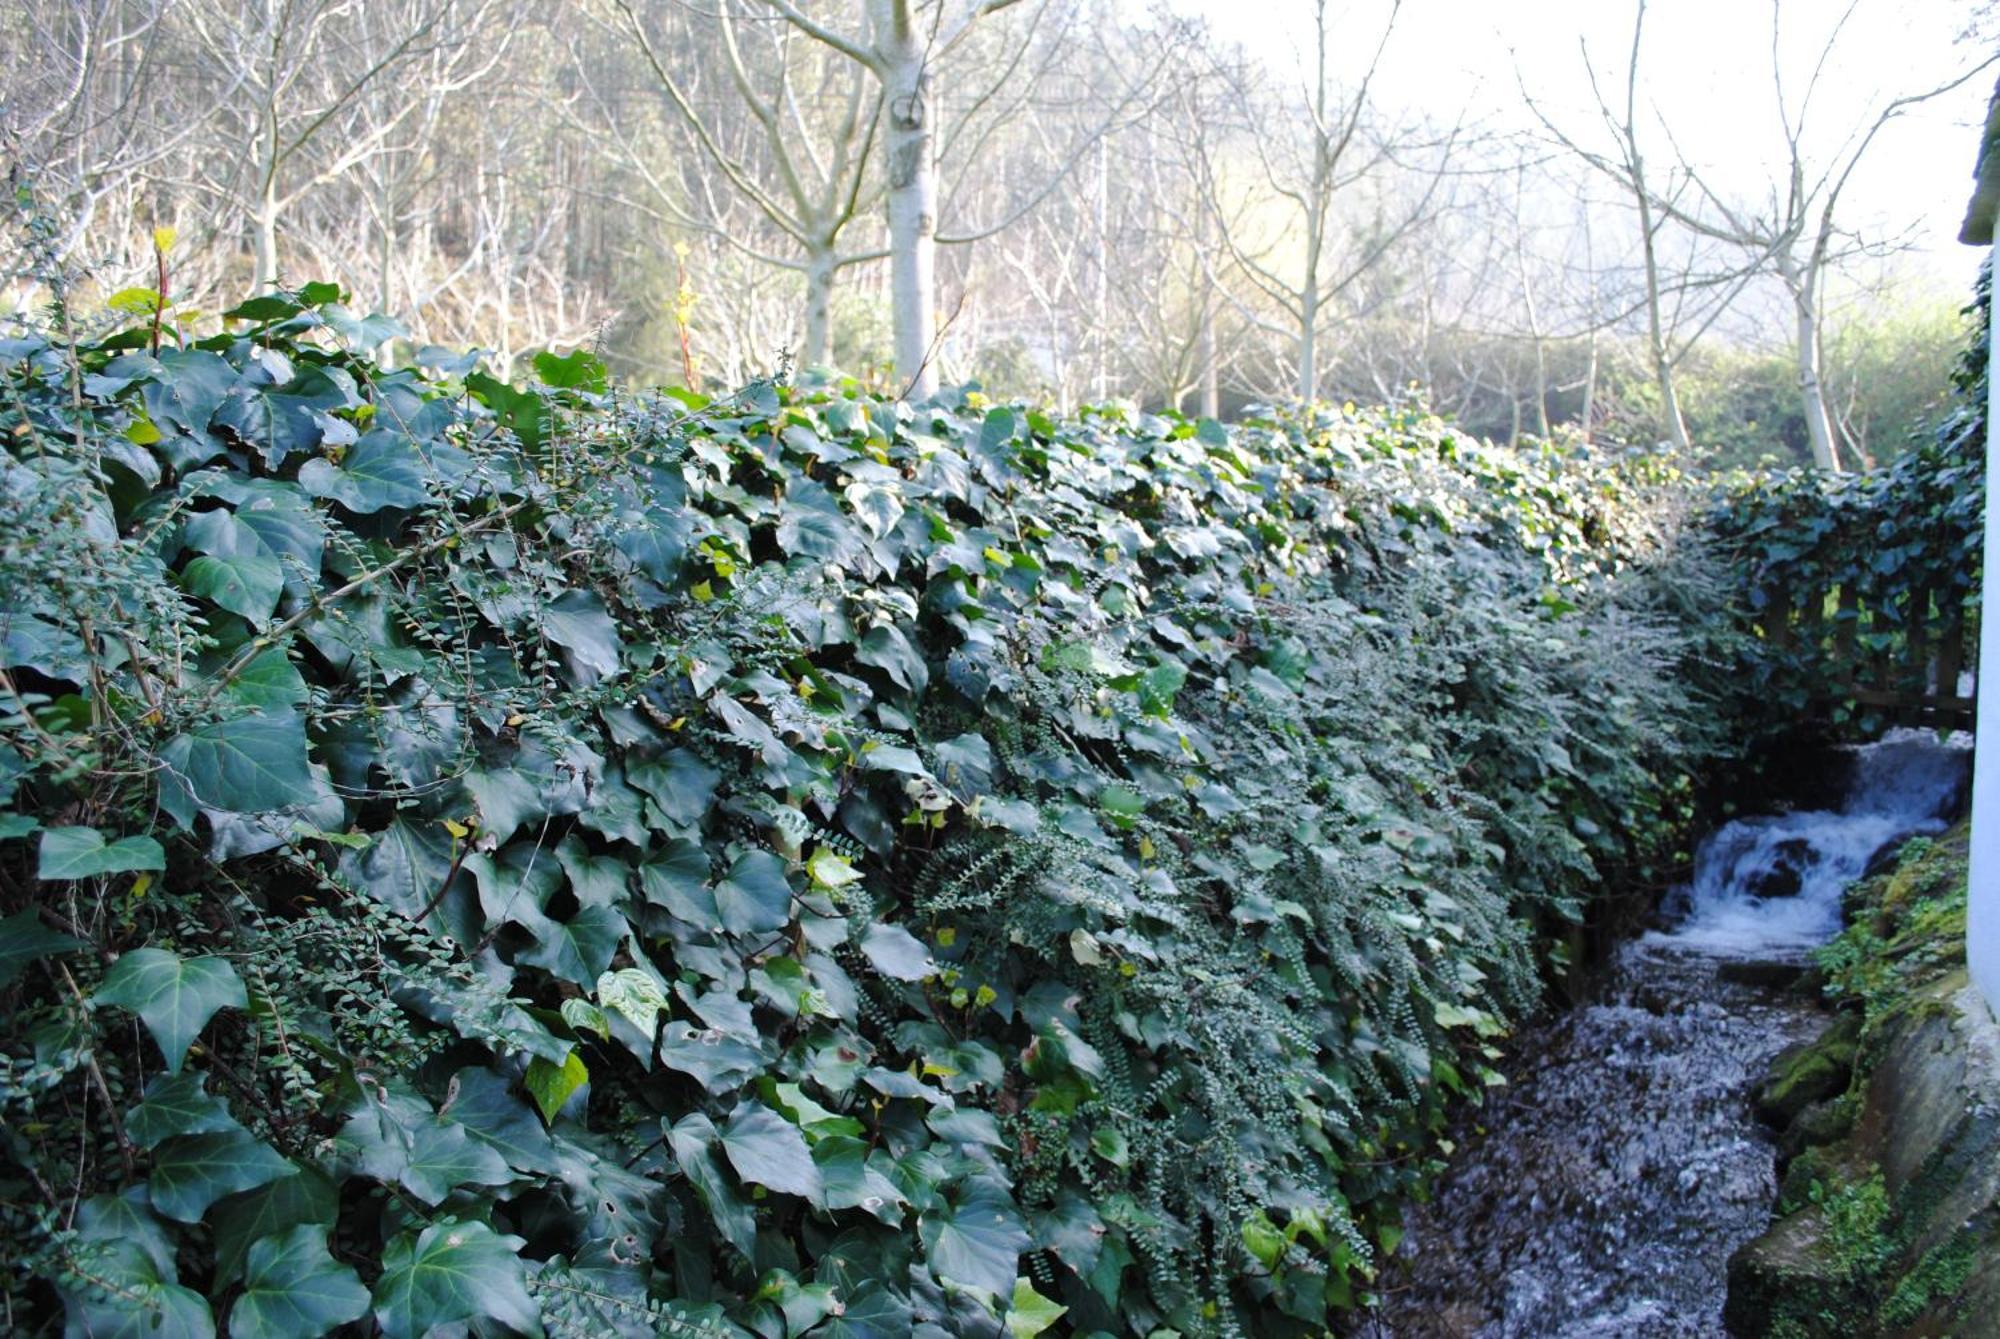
[884,35,937,398]
[1298,280,1319,403]
[1783,260,1841,470]
[802,250,836,368]
[1636,190,1690,451]
[255,180,279,290]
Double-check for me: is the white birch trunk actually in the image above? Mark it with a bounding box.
[883,36,937,399]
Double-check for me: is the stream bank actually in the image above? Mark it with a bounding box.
[1369,731,1972,1337]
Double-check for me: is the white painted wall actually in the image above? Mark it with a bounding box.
[1970,243,2000,1022]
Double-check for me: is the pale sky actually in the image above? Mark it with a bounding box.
[1171,0,1996,291]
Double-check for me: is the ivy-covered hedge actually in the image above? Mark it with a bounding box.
[0,284,1729,1337]
[1704,264,1988,739]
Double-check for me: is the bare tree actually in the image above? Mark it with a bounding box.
[1188,0,1452,402]
[1645,0,1999,470]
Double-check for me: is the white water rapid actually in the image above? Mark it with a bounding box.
[1660,728,1972,957]
[1376,728,1972,1337]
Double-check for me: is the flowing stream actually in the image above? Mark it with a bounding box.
[1371,730,1971,1338]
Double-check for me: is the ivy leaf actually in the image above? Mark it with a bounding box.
[542,590,622,685]
[95,948,246,1073]
[211,1165,338,1287]
[814,1281,913,1339]
[856,623,929,695]
[148,1129,296,1222]
[446,1067,560,1175]
[812,1134,906,1221]
[718,1100,822,1199]
[371,1218,540,1339]
[776,478,863,563]
[57,1238,215,1339]
[37,825,166,879]
[518,902,625,986]
[340,1095,513,1205]
[596,967,668,1035]
[524,1051,589,1124]
[668,1114,757,1257]
[637,838,711,919]
[223,646,309,710]
[0,906,82,985]
[859,922,934,982]
[298,430,429,512]
[181,553,284,626]
[229,1225,369,1339]
[125,1070,241,1148]
[627,749,720,829]
[1005,1278,1068,1338]
[919,1177,1030,1299]
[159,711,316,815]
[713,848,794,937]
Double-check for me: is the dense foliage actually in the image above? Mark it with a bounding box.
[0,280,1732,1337]
[1703,265,1988,742]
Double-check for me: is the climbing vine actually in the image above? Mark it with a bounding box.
[0,269,1732,1337]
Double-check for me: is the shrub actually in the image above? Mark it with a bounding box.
[0,280,1728,1337]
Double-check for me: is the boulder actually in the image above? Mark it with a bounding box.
[1756,1012,1861,1128]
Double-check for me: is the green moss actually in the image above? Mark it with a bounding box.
[1758,1013,1861,1126]
[1733,825,1993,1337]
[1876,1228,1981,1329]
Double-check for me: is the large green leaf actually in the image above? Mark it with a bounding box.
[813,1281,912,1339]
[0,906,82,985]
[340,1094,513,1205]
[211,1165,338,1287]
[95,948,246,1073]
[58,1238,215,1339]
[181,552,284,625]
[668,1114,757,1257]
[298,430,429,512]
[147,1129,295,1222]
[856,623,929,695]
[718,1100,821,1200]
[518,902,624,986]
[222,646,309,710]
[371,1218,541,1339]
[524,1051,589,1123]
[541,590,622,684]
[229,1225,370,1339]
[125,1070,241,1148]
[637,838,712,920]
[159,711,316,815]
[713,848,793,937]
[918,1177,1031,1299]
[37,825,166,879]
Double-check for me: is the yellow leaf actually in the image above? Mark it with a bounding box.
[442,818,469,839]
[692,581,713,603]
[130,872,153,900]
[125,416,162,446]
[151,226,178,254]
[107,287,163,316]
[936,926,956,948]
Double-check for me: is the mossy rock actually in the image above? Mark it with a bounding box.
[1780,1094,1859,1162]
[1723,1204,1865,1336]
[1758,1012,1861,1128]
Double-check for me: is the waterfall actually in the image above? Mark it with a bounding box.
[1661,728,1972,957]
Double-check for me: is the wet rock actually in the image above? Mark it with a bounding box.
[1745,838,1815,898]
[1722,1205,1850,1336]
[1778,1095,1857,1162]
[1755,1013,1860,1128]
[1717,958,1810,990]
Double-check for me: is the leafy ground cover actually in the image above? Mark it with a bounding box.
[0,281,1735,1337]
